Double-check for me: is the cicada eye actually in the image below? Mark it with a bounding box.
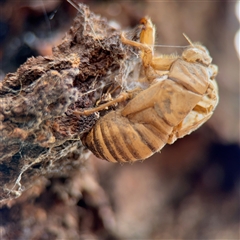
[208,64,218,80]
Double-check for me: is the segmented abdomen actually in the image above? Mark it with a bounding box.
[83,108,171,163]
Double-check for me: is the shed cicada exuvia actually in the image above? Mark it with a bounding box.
[74,17,219,163]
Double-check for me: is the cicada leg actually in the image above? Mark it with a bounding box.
[121,18,178,73]
[73,92,132,116]
[121,32,153,68]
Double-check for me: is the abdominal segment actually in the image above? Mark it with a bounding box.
[84,109,170,162]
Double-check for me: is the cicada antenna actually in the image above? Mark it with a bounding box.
[182,33,194,46]
[154,34,194,49]
[154,44,188,48]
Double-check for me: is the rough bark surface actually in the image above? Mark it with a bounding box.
[0,3,140,203]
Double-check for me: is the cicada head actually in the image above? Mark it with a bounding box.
[181,34,212,65]
[182,45,212,66]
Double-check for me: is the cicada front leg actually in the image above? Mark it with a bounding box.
[121,34,177,70]
[121,18,177,81]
